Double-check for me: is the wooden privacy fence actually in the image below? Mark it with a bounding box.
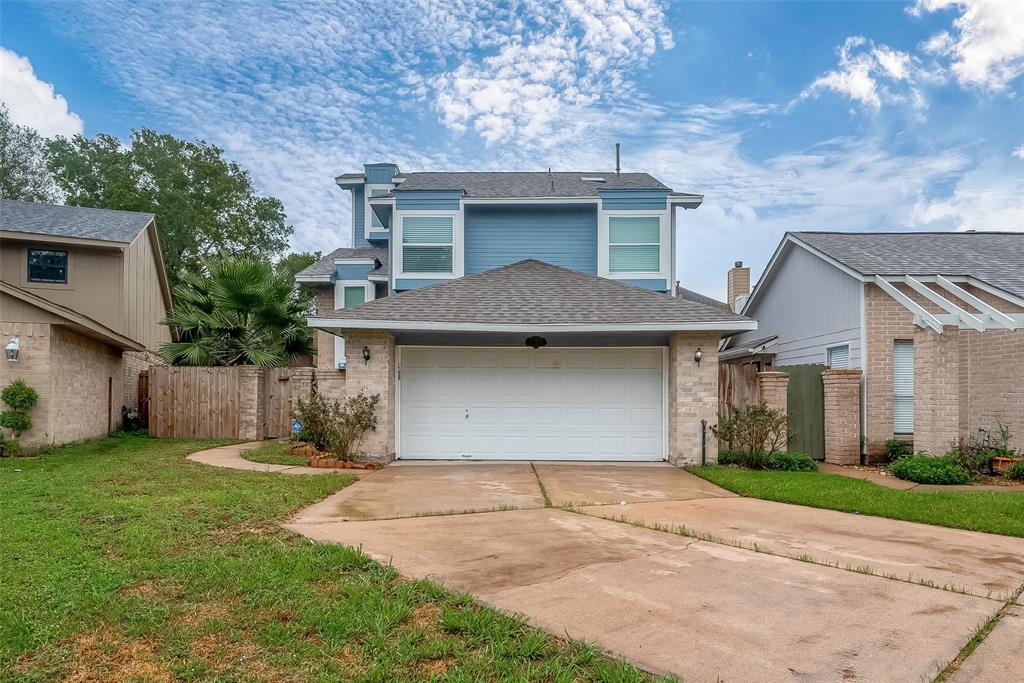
[149,366,316,439]
[786,364,825,460]
[718,363,760,420]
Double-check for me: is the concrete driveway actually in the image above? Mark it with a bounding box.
[285,462,1024,682]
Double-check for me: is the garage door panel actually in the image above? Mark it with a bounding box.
[399,347,664,461]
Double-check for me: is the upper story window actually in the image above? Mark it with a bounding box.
[608,216,660,273]
[402,216,453,273]
[369,189,389,230]
[27,249,68,283]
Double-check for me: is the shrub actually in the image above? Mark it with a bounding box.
[765,451,817,472]
[712,404,789,456]
[292,391,380,460]
[890,455,971,485]
[0,379,38,438]
[1005,460,1024,482]
[884,438,913,460]
[718,450,767,469]
[946,442,992,478]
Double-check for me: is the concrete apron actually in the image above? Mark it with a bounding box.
[285,462,1023,682]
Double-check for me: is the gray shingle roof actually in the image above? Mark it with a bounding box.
[0,199,153,243]
[297,247,388,281]
[793,232,1024,300]
[313,260,751,327]
[395,172,671,198]
[676,285,731,312]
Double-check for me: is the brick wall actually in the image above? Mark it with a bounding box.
[0,322,54,446]
[913,326,960,455]
[668,332,720,465]
[823,368,862,465]
[314,288,336,370]
[50,327,124,444]
[122,350,160,410]
[236,366,265,440]
[340,329,395,459]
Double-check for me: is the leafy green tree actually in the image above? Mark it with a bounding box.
[0,105,60,202]
[47,129,291,287]
[275,250,321,314]
[160,254,314,367]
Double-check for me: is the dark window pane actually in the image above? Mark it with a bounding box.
[27,249,68,283]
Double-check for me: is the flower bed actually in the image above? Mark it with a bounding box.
[285,444,384,470]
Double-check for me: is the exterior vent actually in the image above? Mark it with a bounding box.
[580,176,605,182]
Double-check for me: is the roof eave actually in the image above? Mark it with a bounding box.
[307,318,757,333]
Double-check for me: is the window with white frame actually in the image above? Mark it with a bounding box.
[826,344,850,369]
[368,189,389,230]
[893,340,914,435]
[608,216,660,272]
[333,281,373,369]
[402,215,453,273]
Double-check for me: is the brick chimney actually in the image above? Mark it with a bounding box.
[727,261,750,312]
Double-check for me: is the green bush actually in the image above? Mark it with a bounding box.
[718,450,767,469]
[712,404,789,456]
[293,391,380,460]
[884,438,913,460]
[0,379,39,437]
[890,455,971,485]
[765,451,818,472]
[1005,460,1024,482]
[946,442,992,478]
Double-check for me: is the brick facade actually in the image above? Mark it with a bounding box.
[864,282,1024,458]
[340,329,396,459]
[314,289,336,370]
[123,350,160,410]
[668,332,720,465]
[823,368,862,465]
[757,371,789,415]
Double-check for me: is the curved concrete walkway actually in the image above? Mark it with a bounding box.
[187,441,354,475]
[819,462,1024,492]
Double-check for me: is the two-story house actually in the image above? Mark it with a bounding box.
[1,199,172,446]
[299,164,755,465]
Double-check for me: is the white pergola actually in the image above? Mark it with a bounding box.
[874,275,1023,334]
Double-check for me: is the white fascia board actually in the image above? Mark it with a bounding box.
[367,196,395,204]
[307,319,759,333]
[367,274,389,282]
[461,197,600,205]
[335,177,364,186]
[295,275,332,283]
[668,195,704,209]
[934,276,1018,330]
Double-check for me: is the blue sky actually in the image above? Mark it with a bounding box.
[2,0,1022,298]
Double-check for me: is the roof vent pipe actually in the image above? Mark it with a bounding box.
[615,143,621,176]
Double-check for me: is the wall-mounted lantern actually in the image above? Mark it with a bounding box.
[694,347,703,367]
[361,346,371,364]
[4,337,19,362]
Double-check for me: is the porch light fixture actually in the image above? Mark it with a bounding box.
[4,337,19,362]
[694,347,703,367]
[361,346,371,364]
[525,336,547,349]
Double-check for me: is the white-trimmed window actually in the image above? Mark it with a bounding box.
[608,216,660,272]
[364,184,392,238]
[401,215,454,274]
[826,344,850,369]
[333,280,374,369]
[893,340,914,435]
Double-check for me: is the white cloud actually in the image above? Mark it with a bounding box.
[0,48,84,137]
[799,37,921,110]
[911,0,1024,90]
[1013,145,1024,159]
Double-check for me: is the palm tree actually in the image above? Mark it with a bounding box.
[159,254,314,367]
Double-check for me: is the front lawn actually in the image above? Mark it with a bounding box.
[241,441,310,467]
[692,466,1024,537]
[1,436,665,681]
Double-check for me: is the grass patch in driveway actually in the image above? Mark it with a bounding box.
[1,435,668,682]
[241,441,310,467]
[691,467,1024,537]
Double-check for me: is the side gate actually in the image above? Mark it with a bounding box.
[786,364,825,460]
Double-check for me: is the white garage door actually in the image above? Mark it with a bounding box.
[398,347,665,461]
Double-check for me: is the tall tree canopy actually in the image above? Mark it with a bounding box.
[0,105,60,202]
[47,129,292,287]
[160,254,314,367]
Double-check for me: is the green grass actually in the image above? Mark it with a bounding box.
[691,466,1024,537]
[1,436,670,682]
[241,441,311,467]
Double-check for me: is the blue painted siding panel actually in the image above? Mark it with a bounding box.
[599,190,669,210]
[394,278,451,291]
[364,163,398,184]
[335,264,373,281]
[463,204,597,275]
[352,185,368,247]
[395,191,462,211]
[616,278,668,291]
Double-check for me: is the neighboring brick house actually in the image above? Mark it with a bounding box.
[1,199,172,447]
[297,164,756,465]
[723,232,1024,461]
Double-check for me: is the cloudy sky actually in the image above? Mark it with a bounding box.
[2,0,1022,298]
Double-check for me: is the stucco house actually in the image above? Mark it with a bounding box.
[1,199,172,446]
[722,231,1024,460]
[298,163,755,465]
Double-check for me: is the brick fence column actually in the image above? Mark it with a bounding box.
[757,371,789,416]
[913,327,960,456]
[237,366,266,441]
[342,329,396,461]
[823,368,862,465]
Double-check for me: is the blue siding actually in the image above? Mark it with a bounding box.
[352,185,368,247]
[617,278,668,292]
[364,163,398,184]
[464,204,597,275]
[335,263,374,281]
[395,278,451,291]
[395,191,462,211]
[599,190,669,210]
